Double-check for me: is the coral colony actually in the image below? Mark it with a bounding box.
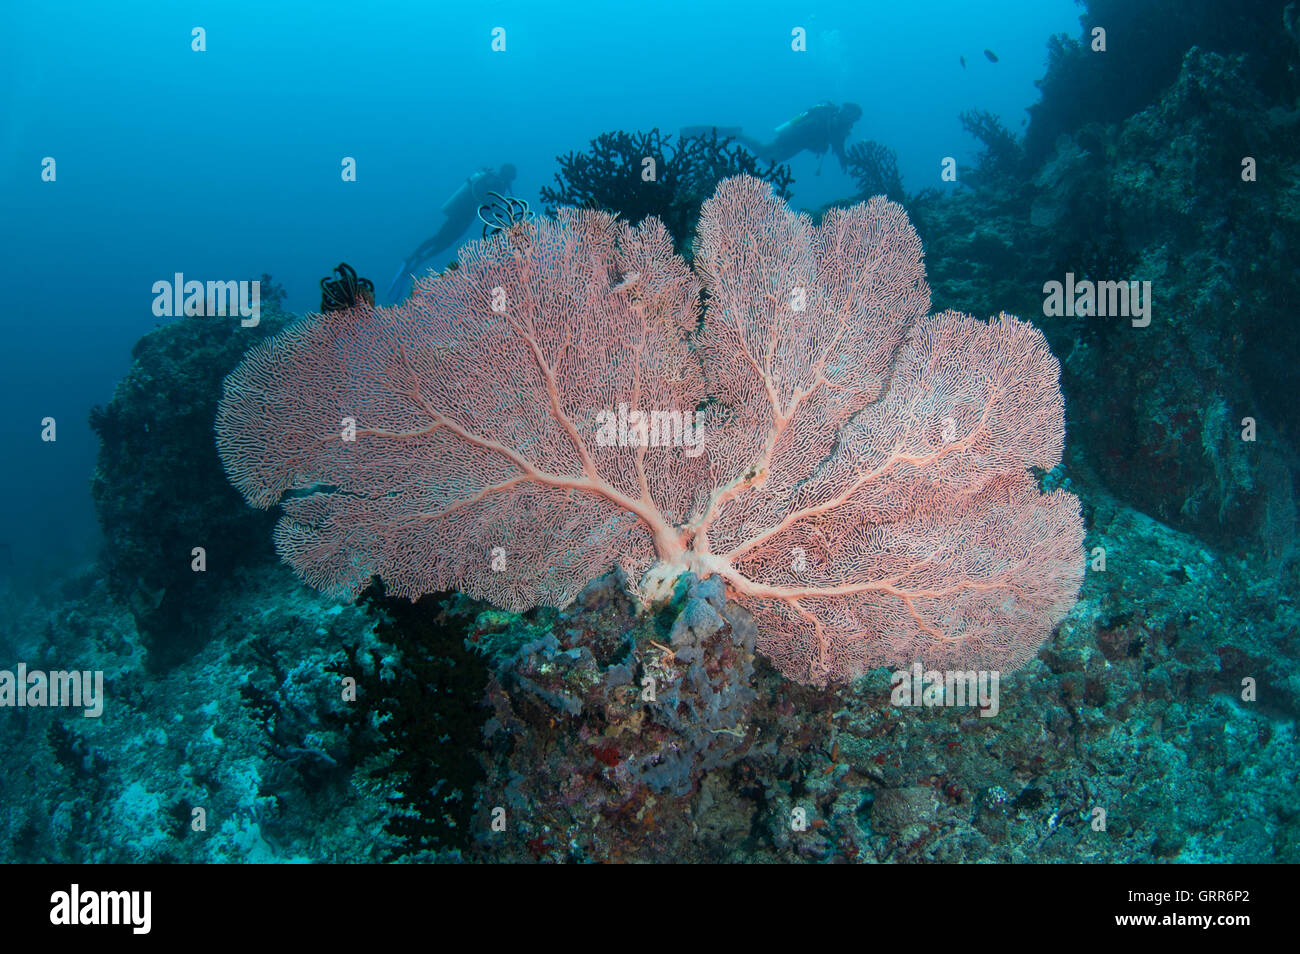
[217,176,1083,687]
[13,0,1297,869]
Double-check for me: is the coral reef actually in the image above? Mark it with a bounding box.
[471,571,761,860]
[6,0,1295,866]
[908,31,1300,559]
[540,128,792,256]
[843,140,905,202]
[337,583,491,859]
[0,564,395,862]
[472,479,1299,862]
[88,291,290,668]
[1024,0,1298,163]
[958,109,1024,185]
[215,177,1083,685]
[5,474,1292,862]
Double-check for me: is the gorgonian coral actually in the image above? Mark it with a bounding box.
[216,176,1084,685]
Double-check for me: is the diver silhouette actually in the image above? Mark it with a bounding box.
[682,102,863,172]
[387,162,518,303]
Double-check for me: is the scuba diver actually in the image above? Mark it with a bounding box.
[386,162,517,303]
[681,101,862,172]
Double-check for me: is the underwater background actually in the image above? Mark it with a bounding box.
[0,0,1297,862]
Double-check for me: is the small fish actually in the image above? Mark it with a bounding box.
[960,55,966,68]
[984,48,998,63]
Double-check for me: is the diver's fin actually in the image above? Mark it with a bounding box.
[386,262,415,304]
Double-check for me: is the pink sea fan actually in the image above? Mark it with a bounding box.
[216,175,1083,686]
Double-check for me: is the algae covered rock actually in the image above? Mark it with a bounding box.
[89,288,290,667]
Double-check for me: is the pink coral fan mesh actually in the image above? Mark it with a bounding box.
[216,176,1084,686]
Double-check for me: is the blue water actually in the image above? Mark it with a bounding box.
[0,0,1079,582]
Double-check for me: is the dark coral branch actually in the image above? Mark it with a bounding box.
[541,127,793,257]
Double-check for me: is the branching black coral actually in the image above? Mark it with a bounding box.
[540,127,793,257]
[844,140,905,202]
[959,109,1024,184]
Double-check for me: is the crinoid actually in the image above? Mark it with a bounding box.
[319,262,375,312]
[476,191,534,239]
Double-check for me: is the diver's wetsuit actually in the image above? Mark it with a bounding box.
[681,102,862,170]
[388,164,516,302]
